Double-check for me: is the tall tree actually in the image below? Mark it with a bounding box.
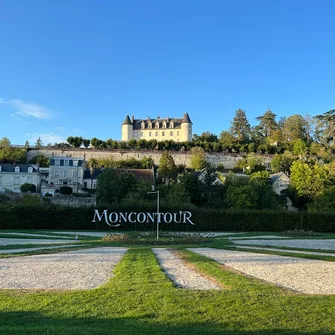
[314,109,335,144]
[96,168,123,205]
[282,115,308,142]
[190,146,207,171]
[255,108,278,139]
[158,151,177,184]
[0,137,11,148]
[229,108,251,143]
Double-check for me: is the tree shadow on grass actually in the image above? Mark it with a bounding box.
[0,311,332,335]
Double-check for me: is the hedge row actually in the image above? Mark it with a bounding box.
[0,205,334,232]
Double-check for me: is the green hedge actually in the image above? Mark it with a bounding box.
[0,205,335,232]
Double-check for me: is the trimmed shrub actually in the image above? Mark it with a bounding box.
[60,186,72,195]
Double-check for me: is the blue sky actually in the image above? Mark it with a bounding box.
[1,0,334,145]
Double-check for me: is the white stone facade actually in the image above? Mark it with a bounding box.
[48,156,85,192]
[0,164,41,193]
[121,113,193,142]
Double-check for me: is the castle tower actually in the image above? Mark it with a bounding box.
[180,113,193,141]
[121,115,133,141]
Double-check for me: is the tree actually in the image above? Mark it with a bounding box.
[290,161,328,198]
[35,137,43,148]
[29,155,50,167]
[229,108,251,143]
[82,139,90,148]
[282,115,308,142]
[292,139,307,159]
[20,183,36,193]
[190,146,207,171]
[255,108,278,139]
[308,186,335,212]
[24,140,30,148]
[158,151,177,184]
[271,152,295,175]
[96,168,123,205]
[314,109,335,144]
[0,137,11,148]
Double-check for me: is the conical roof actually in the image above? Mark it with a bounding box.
[182,113,192,124]
[122,115,132,125]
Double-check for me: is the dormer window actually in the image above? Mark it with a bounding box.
[163,121,167,128]
[141,121,145,129]
[155,121,160,128]
[15,166,20,172]
[148,122,152,129]
[28,167,33,173]
[170,122,174,128]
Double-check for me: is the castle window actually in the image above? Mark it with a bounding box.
[163,121,167,128]
[54,170,60,177]
[155,122,159,128]
[177,131,180,136]
[162,131,165,136]
[155,131,158,136]
[170,131,173,136]
[141,121,145,129]
[170,122,174,128]
[148,123,152,129]
[149,132,152,137]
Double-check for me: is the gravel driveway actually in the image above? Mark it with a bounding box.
[189,248,335,295]
[0,247,127,290]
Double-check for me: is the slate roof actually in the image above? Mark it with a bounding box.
[269,172,290,183]
[0,164,38,173]
[128,113,192,130]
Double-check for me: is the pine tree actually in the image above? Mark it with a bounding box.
[229,109,251,143]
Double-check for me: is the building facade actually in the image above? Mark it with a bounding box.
[48,156,85,192]
[0,164,41,193]
[121,113,193,142]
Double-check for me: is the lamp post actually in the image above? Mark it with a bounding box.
[147,187,160,240]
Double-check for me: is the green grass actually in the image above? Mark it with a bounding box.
[0,245,335,334]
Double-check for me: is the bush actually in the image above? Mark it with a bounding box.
[20,183,36,193]
[60,186,73,195]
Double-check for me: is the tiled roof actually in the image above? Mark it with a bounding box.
[0,164,38,173]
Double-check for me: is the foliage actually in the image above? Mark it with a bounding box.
[190,146,207,171]
[271,151,296,174]
[28,155,50,167]
[20,183,36,193]
[290,161,329,197]
[308,186,335,212]
[283,229,320,236]
[158,151,177,184]
[96,168,123,205]
[59,186,73,195]
[230,108,251,143]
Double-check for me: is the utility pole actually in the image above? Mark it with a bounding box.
[147,186,160,240]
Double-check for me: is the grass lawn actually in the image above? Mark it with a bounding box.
[0,234,335,335]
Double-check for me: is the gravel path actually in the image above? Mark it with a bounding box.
[233,239,335,251]
[236,245,335,257]
[189,248,335,295]
[152,248,220,290]
[0,247,127,290]
[0,244,85,254]
[0,238,78,246]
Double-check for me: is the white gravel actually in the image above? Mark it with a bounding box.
[152,248,220,290]
[233,239,335,251]
[0,247,127,290]
[0,238,78,246]
[0,244,85,254]
[236,245,335,257]
[189,248,335,295]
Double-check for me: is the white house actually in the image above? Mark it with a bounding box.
[0,164,41,193]
[48,156,85,192]
[269,172,290,195]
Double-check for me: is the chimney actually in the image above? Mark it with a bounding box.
[131,116,134,124]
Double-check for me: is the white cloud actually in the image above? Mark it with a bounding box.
[26,132,67,145]
[0,98,52,119]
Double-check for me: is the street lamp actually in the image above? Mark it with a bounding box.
[147,185,160,240]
